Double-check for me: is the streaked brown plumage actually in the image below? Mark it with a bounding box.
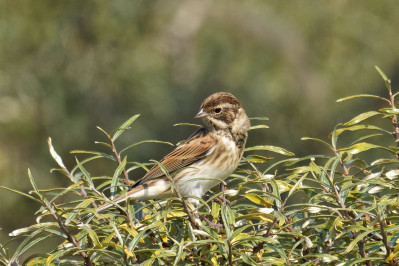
[82,92,250,220]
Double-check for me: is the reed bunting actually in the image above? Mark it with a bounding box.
[83,92,250,220]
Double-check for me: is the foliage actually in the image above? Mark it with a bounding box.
[2,0,399,247]
[1,67,399,265]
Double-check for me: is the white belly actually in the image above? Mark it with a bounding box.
[176,136,241,203]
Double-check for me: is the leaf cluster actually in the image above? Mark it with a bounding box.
[1,67,399,265]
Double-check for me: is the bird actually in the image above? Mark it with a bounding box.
[82,92,250,221]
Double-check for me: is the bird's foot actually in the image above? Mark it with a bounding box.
[213,195,231,205]
[202,194,231,205]
[197,212,224,232]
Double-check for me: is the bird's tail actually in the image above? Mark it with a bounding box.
[80,184,145,222]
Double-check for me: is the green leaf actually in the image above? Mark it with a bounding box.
[110,157,127,199]
[27,169,40,197]
[241,253,258,265]
[9,222,58,237]
[45,249,70,265]
[249,125,269,130]
[242,194,273,207]
[286,173,307,199]
[70,150,115,161]
[336,94,390,104]
[10,230,50,263]
[245,145,294,156]
[341,257,384,266]
[0,186,41,204]
[75,158,95,189]
[94,141,112,149]
[221,205,231,237]
[47,137,66,169]
[112,114,140,141]
[333,125,390,137]
[250,117,269,121]
[173,123,201,127]
[348,133,383,146]
[128,229,148,251]
[120,140,174,154]
[243,155,272,163]
[82,224,103,248]
[342,230,373,254]
[173,239,185,266]
[96,126,110,137]
[344,111,380,126]
[375,65,392,93]
[301,137,334,150]
[338,142,392,155]
[211,202,220,221]
[379,108,399,115]
[225,205,235,226]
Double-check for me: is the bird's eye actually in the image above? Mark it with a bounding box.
[214,108,222,113]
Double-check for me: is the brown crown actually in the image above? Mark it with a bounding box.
[200,92,241,109]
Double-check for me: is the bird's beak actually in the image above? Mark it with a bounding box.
[195,108,208,118]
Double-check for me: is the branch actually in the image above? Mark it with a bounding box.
[48,138,97,209]
[110,137,131,185]
[388,88,399,158]
[40,197,93,266]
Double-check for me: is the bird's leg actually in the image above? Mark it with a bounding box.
[197,212,224,232]
[215,183,230,205]
[181,200,199,228]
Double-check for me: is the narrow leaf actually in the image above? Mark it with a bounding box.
[110,157,127,199]
[336,94,390,104]
[27,169,40,196]
[301,137,334,150]
[70,150,115,161]
[249,125,269,130]
[338,142,393,155]
[342,230,373,254]
[375,65,392,93]
[245,145,294,156]
[333,125,390,137]
[173,123,201,128]
[250,117,269,121]
[82,225,103,248]
[112,114,140,141]
[344,111,380,126]
[243,155,272,163]
[120,140,174,154]
[242,194,273,207]
[47,137,66,169]
[0,186,41,204]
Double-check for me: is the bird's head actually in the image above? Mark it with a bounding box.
[195,92,250,133]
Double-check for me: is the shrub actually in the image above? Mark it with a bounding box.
[1,67,398,265]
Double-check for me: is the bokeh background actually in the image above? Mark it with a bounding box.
[1,0,399,245]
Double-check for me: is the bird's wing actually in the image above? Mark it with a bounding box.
[137,127,214,184]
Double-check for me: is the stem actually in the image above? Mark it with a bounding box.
[47,138,97,209]
[228,240,233,266]
[388,89,399,158]
[110,137,131,185]
[378,208,395,265]
[41,198,93,265]
[335,153,370,265]
[171,178,199,228]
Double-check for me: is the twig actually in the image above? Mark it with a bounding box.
[174,185,199,228]
[335,152,370,266]
[377,207,395,265]
[40,197,93,266]
[388,85,399,157]
[48,138,97,209]
[109,136,131,185]
[228,239,233,266]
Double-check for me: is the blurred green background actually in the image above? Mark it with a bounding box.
[1,0,399,244]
